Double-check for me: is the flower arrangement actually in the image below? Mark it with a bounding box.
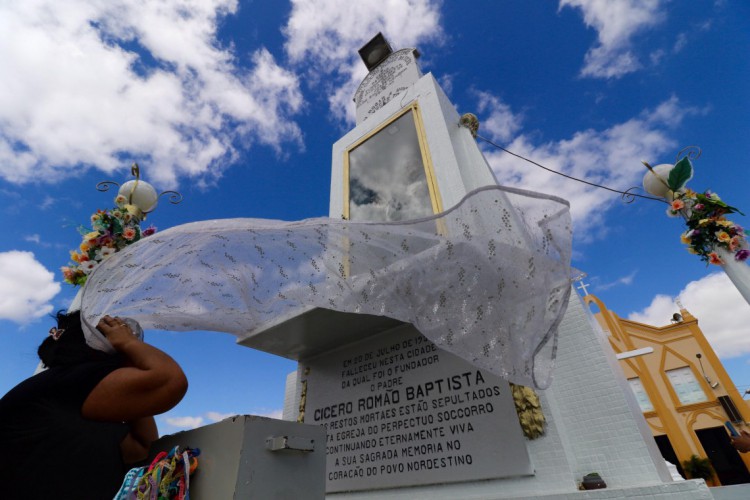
[657,156,747,266]
[61,194,156,286]
[668,189,748,265]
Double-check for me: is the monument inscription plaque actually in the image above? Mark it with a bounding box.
[354,48,422,123]
[302,324,533,492]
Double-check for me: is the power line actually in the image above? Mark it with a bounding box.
[476,134,668,204]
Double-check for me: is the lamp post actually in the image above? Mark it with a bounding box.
[63,164,182,305]
[641,152,750,305]
[97,163,183,217]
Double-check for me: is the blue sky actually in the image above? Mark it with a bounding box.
[1,0,749,433]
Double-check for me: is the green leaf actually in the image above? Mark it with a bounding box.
[667,156,694,191]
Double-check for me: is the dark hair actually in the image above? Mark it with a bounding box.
[38,310,111,368]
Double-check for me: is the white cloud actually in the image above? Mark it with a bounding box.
[0,0,303,187]
[0,251,61,323]
[40,197,55,210]
[24,234,41,244]
[560,0,665,78]
[283,0,443,122]
[474,91,522,143]
[438,74,454,97]
[163,408,281,431]
[206,411,237,422]
[629,273,750,358]
[164,415,204,430]
[255,408,284,419]
[479,94,701,236]
[673,32,688,53]
[596,270,637,291]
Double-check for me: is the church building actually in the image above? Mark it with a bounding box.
[585,293,750,486]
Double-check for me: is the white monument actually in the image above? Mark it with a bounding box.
[247,34,713,499]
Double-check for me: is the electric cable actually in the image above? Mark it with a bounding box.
[475,133,668,204]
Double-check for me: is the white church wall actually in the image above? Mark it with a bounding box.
[549,291,671,488]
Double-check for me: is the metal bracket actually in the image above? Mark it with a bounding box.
[265,436,315,452]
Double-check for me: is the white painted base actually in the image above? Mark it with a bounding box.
[327,479,712,499]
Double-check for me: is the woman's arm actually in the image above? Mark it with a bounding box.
[82,316,188,422]
[120,416,158,464]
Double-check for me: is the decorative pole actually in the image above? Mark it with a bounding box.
[641,148,750,304]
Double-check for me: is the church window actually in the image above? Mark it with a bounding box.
[627,377,654,412]
[666,367,708,405]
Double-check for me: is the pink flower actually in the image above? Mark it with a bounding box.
[98,234,114,247]
[729,236,741,252]
[708,252,724,265]
[61,266,75,281]
[670,199,685,211]
[122,227,137,240]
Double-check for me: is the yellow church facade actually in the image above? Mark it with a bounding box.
[584,294,750,486]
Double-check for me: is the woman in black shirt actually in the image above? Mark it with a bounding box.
[0,311,188,499]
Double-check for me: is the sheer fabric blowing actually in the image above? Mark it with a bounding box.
[81,186,572,389]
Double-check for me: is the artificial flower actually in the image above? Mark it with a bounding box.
[736,249,750,262]
[80,261,98,274]
[63,193,156,287]
[124,204,141,217]
[122,227,137,240]
[94,246,117,260]
[668,188,747,265]
[729,236,741,252]
[98,234,114,247]
[100,246,116,258]
[84,231,100,243]
[708,252,723,265]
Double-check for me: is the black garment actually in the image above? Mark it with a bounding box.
[0,357,129,499]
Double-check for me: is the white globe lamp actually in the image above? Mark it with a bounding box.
[642,163,673,199]
[118,179,159,214]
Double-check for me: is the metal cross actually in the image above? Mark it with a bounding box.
[576,280,591,296]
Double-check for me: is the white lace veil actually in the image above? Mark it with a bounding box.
[80,185,572,389]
